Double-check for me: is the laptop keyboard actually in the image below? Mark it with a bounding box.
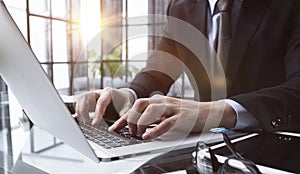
[80,124,150,149]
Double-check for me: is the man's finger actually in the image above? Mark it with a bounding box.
[142,117,176,140]
[136,124,148,138]
[119,99,144,133]
[136,104,166,137]
[75,97,92,124]
[128,122,138,135]
[92,89,112,125]
[126,109,142,126]
[126,98,152,136]
[76,110,91,124]
[108,116,127,132]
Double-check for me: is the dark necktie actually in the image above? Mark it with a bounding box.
[216,0,233,70]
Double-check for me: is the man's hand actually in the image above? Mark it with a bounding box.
[109,95,237,140]
[75,87,134,125]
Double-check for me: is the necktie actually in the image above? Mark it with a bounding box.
[216,0,233,70]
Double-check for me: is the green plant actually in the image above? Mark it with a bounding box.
[88,46,139,79]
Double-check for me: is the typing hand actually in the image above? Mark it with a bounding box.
[75,87,134,126]
[108,95,237,140]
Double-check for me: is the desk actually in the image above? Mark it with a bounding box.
[1,125,214,174]
[3,128,300,174]
[2,126,252,174]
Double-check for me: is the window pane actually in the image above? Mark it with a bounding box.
[102,0,123,23]
[30,17,51,62]
[6,7,27,40]
[52,20,69,62]
[41,64,50,76]
[128,38,148,61]
[53,64,70,94]
[71,24,83,62]
[73,62,89,94]
[79,0,100,44]
[52,0,69,19]
[29,0,50,16]
[101,26,123,56]
[127,25,149,61]
[128,0,148,18]
[127,61,145,82]
[4,0,26,10]
[70,0,82,22]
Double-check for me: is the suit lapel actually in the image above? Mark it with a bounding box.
[188,0,208,37]
[226,0,272,93]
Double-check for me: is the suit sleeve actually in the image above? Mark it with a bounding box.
[129,1,184,98]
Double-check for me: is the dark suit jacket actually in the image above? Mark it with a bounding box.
[129,0,300,132]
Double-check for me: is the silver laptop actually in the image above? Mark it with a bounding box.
[0,1,220,162]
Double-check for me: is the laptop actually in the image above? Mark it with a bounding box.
[0,1,221,162]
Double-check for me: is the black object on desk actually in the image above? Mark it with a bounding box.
[132,147,198,174]
[132,131,247,174]
[212,132,300,173]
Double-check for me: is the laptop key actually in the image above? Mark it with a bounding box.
[107,142,122,148]
[102,145,112,149]
[118,141,130,145]
[80,124,150,149]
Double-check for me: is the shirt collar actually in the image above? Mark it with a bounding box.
[208,0,243,15]
[208,0,218,15]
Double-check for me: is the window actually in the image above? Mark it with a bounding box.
[4,0,193,98]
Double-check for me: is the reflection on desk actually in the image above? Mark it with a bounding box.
[132,147,198,174]
[19,127,161,174]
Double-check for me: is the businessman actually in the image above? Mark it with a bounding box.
[76,0,300,140]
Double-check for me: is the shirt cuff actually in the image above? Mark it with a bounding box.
[223,99,260,130]
[123,88,138,102]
